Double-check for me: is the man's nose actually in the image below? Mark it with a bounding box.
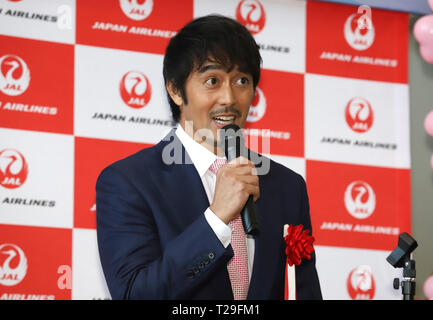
[218,82,235,106]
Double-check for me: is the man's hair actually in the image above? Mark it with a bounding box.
[163,14,262,123]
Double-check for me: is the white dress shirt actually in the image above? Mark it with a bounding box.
[175,124,254,280]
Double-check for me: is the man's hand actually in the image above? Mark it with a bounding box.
[210,156,259,225]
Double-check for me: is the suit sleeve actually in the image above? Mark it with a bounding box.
[295,174,323,300]
[95,165,233,300]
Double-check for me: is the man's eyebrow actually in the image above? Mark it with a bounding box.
[197,64,225,73]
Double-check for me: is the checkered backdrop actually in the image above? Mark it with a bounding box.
[0,0,410,300]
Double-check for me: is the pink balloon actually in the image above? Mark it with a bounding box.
[424,275,433,299]
[420,44,433,64]
[414,15,433,64]
[425,110,433,137]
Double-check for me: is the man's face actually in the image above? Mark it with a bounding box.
[172,59,255,153]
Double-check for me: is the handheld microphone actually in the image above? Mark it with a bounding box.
[220,124,260,236]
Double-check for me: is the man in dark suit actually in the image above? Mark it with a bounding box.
[96,14,322,300]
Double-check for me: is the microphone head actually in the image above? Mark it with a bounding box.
[221,124,240,132]
[219,124,244,161]
[219,124,242,142]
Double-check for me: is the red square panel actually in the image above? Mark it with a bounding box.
[307,160,411,250]
[74,137,151,229]
[244,70,303,157]
[0,36,74,134]
[0,224,72,300]
[306,1,408,83]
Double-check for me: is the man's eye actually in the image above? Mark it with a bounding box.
[237,77,249,85]
[205,77,218,85]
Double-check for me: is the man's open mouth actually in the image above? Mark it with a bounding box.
[213,115,236,128]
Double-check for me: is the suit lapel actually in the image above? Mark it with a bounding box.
[247,169,282,300]
[246,200,264,299]
[156,131,210,229]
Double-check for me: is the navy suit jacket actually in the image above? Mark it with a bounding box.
[96,129,322,300]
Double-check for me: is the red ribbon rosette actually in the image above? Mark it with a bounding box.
[284,224,315,267]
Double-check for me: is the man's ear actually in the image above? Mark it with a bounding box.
[166,82,184,107]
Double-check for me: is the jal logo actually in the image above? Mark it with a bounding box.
[344,181,376,219]
[235,0,266,35]
[119,71,152,109]
[0,243,28,286]
[119,0,153,21]
[0,149,29,189]
[344,12,375,51]
[0,55,31,96]
[347,265,375,300]
[345,97,374,133]
[247,87,266,123]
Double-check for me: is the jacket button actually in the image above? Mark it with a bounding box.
[208,252,215,260]
[198,262,205,269]
[192,266,199,274]
[187,271,194,279]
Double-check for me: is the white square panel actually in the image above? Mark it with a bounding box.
[193,0,306,73]
[74,44,174,144]
[0,128,74,228]
[0,0,75,44]
[315,245,402,300]
[72,228,111,300]
[305,73,410,169]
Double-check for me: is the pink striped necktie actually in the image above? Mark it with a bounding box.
[209,158,249,300]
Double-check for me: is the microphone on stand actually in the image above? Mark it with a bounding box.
[219,124,260,236]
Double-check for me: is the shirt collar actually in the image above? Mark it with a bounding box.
[175,124,225,178]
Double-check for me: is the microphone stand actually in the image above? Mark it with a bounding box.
[393,254,416,300]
